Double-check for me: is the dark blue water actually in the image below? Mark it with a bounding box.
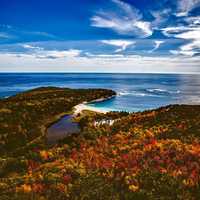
[0,73,200,112]
[47,115,80,144]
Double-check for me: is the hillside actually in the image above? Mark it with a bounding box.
[0,88,200,200]
[0,87,115,156]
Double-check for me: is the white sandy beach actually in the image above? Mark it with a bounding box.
[73,103,108,115]
[73,95,116,115]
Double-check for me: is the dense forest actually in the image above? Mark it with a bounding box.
[0,88,200,200]
[0,87,115,156]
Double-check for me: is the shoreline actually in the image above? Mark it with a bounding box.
[73,103,108,115]
[73,95,116,115]
[44,95,115,145]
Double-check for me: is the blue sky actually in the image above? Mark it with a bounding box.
[0,0,200,73]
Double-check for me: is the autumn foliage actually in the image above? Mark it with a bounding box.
[0,88,200,199]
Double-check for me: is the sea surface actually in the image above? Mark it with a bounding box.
[0,73,200,112]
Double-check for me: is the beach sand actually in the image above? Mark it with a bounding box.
[73,95,116,115]
[73,103,108,115]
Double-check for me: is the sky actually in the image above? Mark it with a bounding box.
[0,0,200,73]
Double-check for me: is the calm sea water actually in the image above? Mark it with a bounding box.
[0,73,200,112]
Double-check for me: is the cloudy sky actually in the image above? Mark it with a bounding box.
[0,0,200,73]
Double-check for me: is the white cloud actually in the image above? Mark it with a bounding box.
[170,50,199,56]
[176,12,189,17]
[181,40,200,51]
[162,26,200,56]
[101,39,135,52]
[112,0,140,18]
[176,28,200,55]
[29,31,56,38]
[134,21,152,37]
[85,52,125,58]
[0,25,56,41]
[151,8,171,29]
[35,49,81,59]
[0,51,199,74]
[91,0,152,38]
[174,28,200,40]
[155,40,164,48]
[18,46,82,59]
[22,44,43,50]
[176,0,200,17]
[0,32,12,39]
[149,40,164,53]
[179,39,200,57]
[185,16,200,25]
[162,26,189,37]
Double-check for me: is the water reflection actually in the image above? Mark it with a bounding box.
[179,74,200,104]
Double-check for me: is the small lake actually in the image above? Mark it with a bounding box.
[47,115,80,144]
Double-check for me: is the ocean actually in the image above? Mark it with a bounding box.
[0,73,200,112]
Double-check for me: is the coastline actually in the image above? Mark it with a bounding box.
[44,95,115,145]
[73,103,108,115]
[73,95,116,115]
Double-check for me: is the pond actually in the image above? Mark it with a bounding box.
[47,115,80,144]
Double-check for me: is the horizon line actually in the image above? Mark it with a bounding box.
[0,71,200,75]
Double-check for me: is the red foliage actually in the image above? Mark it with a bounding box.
[62,174,72,184]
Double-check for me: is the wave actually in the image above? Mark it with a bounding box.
[118,91,131,96]
[118,91,160,97]
[146,88,181,95]
[118,88,181,98]
[147,88,167,93]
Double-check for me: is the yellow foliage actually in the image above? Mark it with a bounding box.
[40,150,49,160]
[128,184,139,192]
[183,179,195,187]
[18,184,32,193]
